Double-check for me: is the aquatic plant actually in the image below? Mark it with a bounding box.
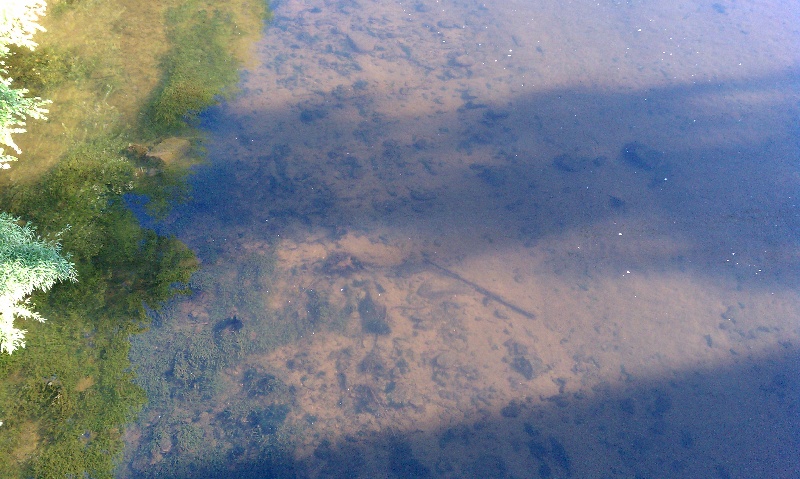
[144,4,240,133]
[0,0,270,475]
[0,75,49,168]
[0,135,198,476]
[0,1,47,55]
[0,213,76,354]
[2,44,94,95]
[0,0,51,168]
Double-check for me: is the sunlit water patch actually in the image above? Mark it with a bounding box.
[126,1,800,477]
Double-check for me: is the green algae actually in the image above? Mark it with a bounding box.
[144,0,272,135]
[0,0,271,477]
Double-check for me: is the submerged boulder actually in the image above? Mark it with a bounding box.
[146,137,191,165]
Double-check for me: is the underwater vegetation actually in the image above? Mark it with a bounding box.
[0,0,269,477]
[1,44,96,97]
[124,250,378,476]
[359,293,391,335]
[144,0,273,135]
[0,135,199,479]
[144,7,239,133]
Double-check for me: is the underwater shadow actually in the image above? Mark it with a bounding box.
[123,8,800,474]
[178,66,800,291]
[143,343,800,478]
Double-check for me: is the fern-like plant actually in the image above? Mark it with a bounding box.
[0,213,76,354]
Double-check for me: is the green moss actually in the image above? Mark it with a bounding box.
[1,0,272,475]
[1,44,96,95]
[174,423,204,454]
[143,4,246,134]
[49,0,86,18]
[0,137,197,477]
[5,138,198,315]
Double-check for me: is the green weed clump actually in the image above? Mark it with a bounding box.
[1,44,95,96]
[1,0,271,476]
[0,138,198,478]
[144,5,242,134]
[7,139,198,322]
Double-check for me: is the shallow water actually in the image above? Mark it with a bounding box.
[127,0,800,477]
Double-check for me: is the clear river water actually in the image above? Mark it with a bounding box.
[126,1,800,477]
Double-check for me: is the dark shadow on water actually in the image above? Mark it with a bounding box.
[176,67,800,290]
[137,344,800,478]
[133,54,800,478]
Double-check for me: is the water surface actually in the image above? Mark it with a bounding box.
[127,1,800,477]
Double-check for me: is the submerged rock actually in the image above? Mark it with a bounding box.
[450,54,474,67]
[619,141,672,187]
[213,316,243,335]
[345,30,376,53]
[359,294,390,335]
[619,142,663,171]
[146,137,191,165]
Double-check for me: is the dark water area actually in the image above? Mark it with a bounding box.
[125,0,800,477]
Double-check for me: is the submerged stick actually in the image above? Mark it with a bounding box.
[424,259,536,320]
